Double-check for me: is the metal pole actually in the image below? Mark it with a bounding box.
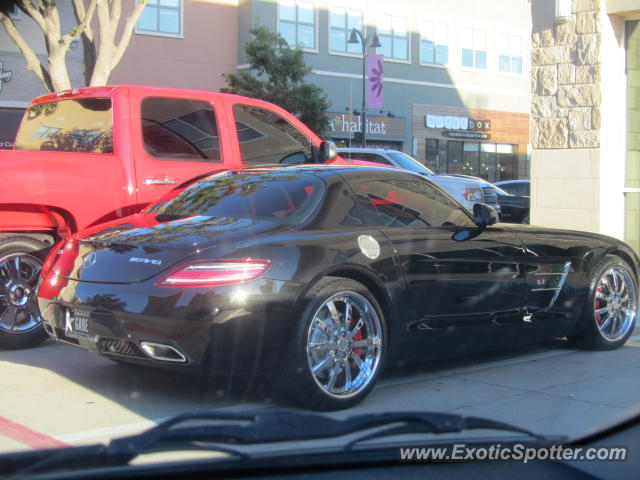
[361,41,367,148]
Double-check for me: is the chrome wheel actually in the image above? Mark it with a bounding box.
[594,265,637,342]
[0,253,43,334]
[306,291,382,399]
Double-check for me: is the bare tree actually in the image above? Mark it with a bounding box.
[0,1,147,92]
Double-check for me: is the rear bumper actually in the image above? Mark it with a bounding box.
[38,277,305,374]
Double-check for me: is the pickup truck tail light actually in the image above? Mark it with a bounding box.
[156,259,271,288]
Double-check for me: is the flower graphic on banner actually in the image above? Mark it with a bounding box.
[367,55,384,109]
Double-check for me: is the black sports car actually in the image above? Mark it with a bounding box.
[37,165,639,410]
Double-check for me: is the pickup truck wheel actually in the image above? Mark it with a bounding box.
[0,237,49,349]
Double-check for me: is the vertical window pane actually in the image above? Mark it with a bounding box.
[461,27,473,48]
[392,16,407,35]
[462,48,474,67]
[435,45,448,64]
[378,14,392,34]
[347,10,361,29]
[421,41,435,63]
[393,37,408,59]
[138,6,158,31]
[498,32,508,49]
[511,35,523,55]
[475,50,487,69]
[330,28,345,52]
[160,0,179,7]
[298,24,314,48]
[159,9,179,33]
[280,21,296,45]
[421,20,433,39]
[330,8,344,28]
[499,55,510,72]
[434,23,447,44]
[380,36,392,58]
[297,1,314,23]
[512,56,523,73]
[475,30,487,50]
[279,0,296,21]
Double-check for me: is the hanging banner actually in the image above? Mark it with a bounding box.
[367,54,384,109]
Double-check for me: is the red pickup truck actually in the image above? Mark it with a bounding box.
[0,85,338,349]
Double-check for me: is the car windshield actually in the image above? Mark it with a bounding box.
[152,170,325,224]
[386,151,435,175]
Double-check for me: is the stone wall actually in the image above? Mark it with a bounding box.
[531,0,601,149]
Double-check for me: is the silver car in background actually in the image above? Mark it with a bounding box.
[338,148,501,215]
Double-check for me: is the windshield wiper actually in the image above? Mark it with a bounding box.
[8,410,554,476]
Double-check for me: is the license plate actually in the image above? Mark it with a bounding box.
[64,309,90,339]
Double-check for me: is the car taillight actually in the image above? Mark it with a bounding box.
[41,240,66,277]
[156,259,271,288]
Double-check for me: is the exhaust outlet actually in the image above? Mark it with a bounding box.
[140,341,187,363]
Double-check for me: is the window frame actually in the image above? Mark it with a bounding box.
[328,4,365,58]
[347,176,475,229]
[419,18,450,67]
[497,28,525,76]
[277,0,319,52]
[460,25,489,71]
[376,12,410,64]
[135,0,184,39]
[140,96,223,163]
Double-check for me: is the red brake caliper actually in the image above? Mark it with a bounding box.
[595,287,603,324]
[350,314,364,358]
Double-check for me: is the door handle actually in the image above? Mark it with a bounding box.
[144,177,177,185]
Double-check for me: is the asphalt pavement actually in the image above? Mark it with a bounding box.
[1,328,639,453]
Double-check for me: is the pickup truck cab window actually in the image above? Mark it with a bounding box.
[141,97,221,162]
[232,104,313,165]
[15,97,113,153]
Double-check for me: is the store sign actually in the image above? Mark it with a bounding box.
[328,113,404,139]
[425,114,491,132]
[445,131,491,140]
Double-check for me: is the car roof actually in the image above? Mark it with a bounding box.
[233,163,413,178]
[495,179,530,184]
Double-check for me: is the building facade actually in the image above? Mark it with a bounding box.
[530,0,640,251]
[238,0,532,181]
[0,0,238,148]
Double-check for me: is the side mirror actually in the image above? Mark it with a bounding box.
[319,140,337,162]
[473,203,500,228]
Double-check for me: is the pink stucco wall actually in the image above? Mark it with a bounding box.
[110,0,238,92]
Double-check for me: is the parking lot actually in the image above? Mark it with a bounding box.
[1,328,639,454]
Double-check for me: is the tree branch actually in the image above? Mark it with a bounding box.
[16,0,48,33]
[62,0,97,46]
[0,10,52,91]
[71,0,94,42]
[110,1,146,70]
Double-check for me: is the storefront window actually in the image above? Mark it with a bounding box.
[479,143,496,181]
[425,140,518,181]
[447,140,463,174]
[462,142,479,176]
[425,138,438,171]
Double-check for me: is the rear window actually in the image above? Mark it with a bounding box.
[153,171,325,224]
[15,98,113,153]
